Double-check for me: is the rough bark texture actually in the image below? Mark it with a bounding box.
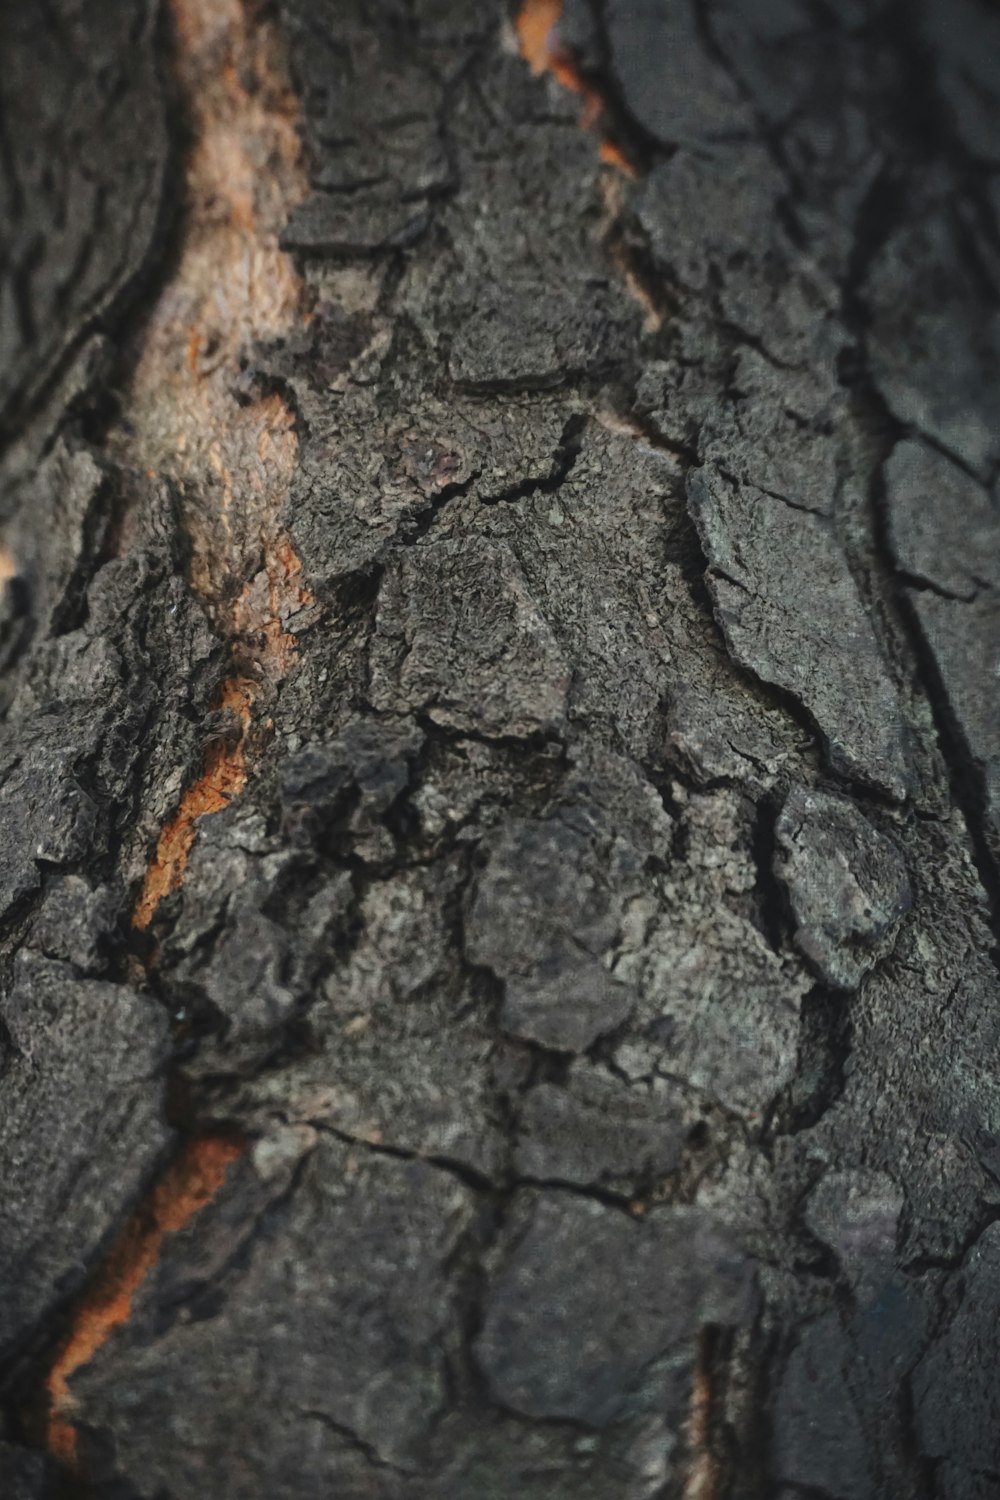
[0,1,999,1497]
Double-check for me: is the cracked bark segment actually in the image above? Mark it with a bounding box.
[465,811,638,1053]
[240,856,509,1180]
[912,1223,1000,1482]
[614,886,805,1118]
[916,0,1000,164]
[285,5,636,384]
[154,811,307,1065]
[513,1069,684,1193]
[281,191,432,258]
[710,0,824,125]
[0,955,169,1360]
[182,905,298,1055]
[601,0,754,146]
[405,80,637,392]
[884,441,999,601]
[636,146,784,296]
[865,211,1000,480]
[491,780,810,1121]
[370,538,570,740]
[774,787,912,990]
[0,442,105,635]
[779,825,1000,1270]
[2,0,1000,1489]
[688,465,911,799]
[445,260,629,391]
[26,876,118,975]
[803,1169,903,1295]
[280,714,425,864]
[71,1135,476,1493]
[701,4,890,287]
[698,352,842,517]
[903,589,1000,836]
[0,742,98,922]
[664,677,799,788]
[633,353,722,455]
[475,1192,751,1430]
[0,0,167,432]
[635,144,844,370]
[765,1268,931,1498]
[291,379,574,583]
[884,441,1000,834]
[770,1311,876,1500]
[280,0,455,256]
[463,422,682,764]
[2,528,220,910]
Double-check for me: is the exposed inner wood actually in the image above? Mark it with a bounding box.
[47,1135,244,1465]
[132,677,255,930]
[46,0,309,1459]
[124,0,314,929]
[515,0,636,173]
[683,1329,721,1500]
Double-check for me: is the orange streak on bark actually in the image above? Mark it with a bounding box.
[46,0,295,1473]
[599,139,637,175]
[516,0,564,76]
[126,0,309,633]
[683,1332,720,1500]
[132,678,256,930]
[517,0,592,97]
[185,329,203,374]
[515,0,637,174]
[47,1135,244,1466]
[123,0,316,927]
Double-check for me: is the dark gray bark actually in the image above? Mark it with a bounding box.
[0,1,999,1497]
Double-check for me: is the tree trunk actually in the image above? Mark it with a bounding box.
[1,1,999,1496]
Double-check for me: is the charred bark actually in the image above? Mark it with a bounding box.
[0,1,999,1497]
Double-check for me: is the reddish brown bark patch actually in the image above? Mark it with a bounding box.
[132,678,256,930]
[515,0,637,173]
[119,0,317,929]
[47,1135,244,1466]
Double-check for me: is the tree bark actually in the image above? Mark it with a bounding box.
[1,1,999,1497]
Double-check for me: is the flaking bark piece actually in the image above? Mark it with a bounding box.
[71,1137,476,1488]
[0,0,167,430]
[774,787,912,989]
[0,745,98,922]
[370,538,570,741]
[688,465,911,799]
[602,0,753,146]
[475,1192,752,1427]
[913,1222,1000,1482]
[771,1312,876,1500]
[0,954,170,1360]
[465,814,637,1053]
[884,440,1000,834]
[513,1070,684,1194]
